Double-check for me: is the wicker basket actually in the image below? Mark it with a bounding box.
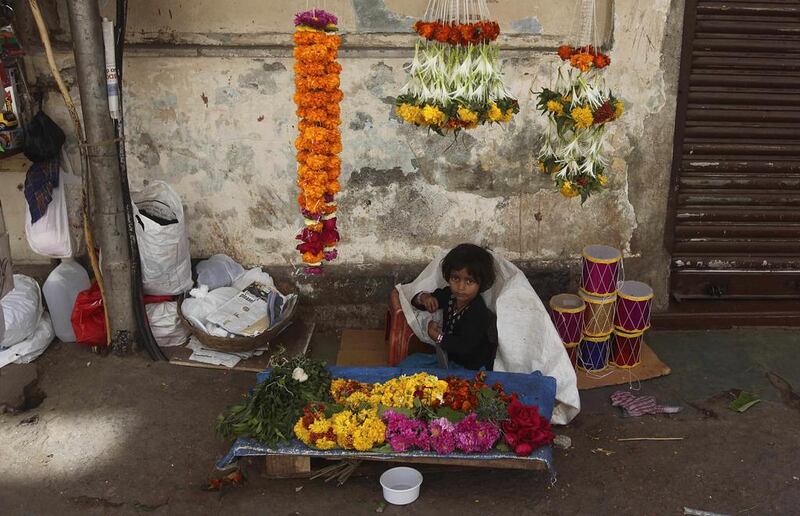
[177,294,298,352]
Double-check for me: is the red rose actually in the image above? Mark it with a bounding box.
[514,442,533,457]
[501,420,519,445]
[508,400,542,427]
[502,399,555,456]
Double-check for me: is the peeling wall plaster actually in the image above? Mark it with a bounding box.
[5,0,680,307]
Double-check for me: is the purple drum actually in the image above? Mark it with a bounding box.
[549,293,585,346]
[614,281,653,333]
[581,245,622,297]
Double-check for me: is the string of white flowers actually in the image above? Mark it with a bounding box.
[401,41,511,107]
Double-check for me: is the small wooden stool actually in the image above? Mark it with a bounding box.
[386,289,432,366]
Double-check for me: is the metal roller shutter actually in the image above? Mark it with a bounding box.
[666,0,800,300]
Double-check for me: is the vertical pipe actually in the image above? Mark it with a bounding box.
[65,0,137,352]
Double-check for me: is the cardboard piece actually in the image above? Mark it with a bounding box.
[337,329,388,366]
[337,330,670,391]
[576,341,670,390]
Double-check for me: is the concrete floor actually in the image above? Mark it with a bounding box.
[1,329,799,515]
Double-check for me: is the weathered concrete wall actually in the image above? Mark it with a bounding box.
[4,0,680,319]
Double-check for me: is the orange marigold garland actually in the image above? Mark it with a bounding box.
[293,10,342,274]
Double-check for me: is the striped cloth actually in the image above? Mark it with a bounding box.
[611,390,682,417]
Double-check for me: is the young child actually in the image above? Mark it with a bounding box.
[410,243,497,370]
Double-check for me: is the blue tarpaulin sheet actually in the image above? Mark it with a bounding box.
[216,366,557,472]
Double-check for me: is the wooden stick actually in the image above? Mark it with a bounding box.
[27,0,111,346]
[617,437,685,442]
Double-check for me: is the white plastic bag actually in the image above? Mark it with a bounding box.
[179,286,240,332]
[0,312,54,367]
[196,254,245,290]
[24,175,73,259]
[232,267,275,291]
[146,301,189,347]
[0,275,44,348]
[131,181,192,295]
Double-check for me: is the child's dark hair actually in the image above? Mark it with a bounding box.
[441,244,496,292]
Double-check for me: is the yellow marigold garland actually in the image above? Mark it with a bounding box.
[293,11,342,274]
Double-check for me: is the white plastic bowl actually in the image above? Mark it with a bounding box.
[379,467,423,505]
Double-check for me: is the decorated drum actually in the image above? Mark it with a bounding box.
[549,293,586,346]
[578,334,611,372]
[578,289,617,337]
[614,281,653,333]
[564,342,579,369]
[611,330,643,368]
[581,245,622,296]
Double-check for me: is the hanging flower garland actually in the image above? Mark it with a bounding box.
[535,45,624,202]
[396,0,518,135]
[293,9,342,274]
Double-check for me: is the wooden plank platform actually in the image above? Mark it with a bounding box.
[163,321,314,373]
[262,450,547,479]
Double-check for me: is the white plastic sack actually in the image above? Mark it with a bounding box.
[0,312,54,368]
[0,275,44,348]
[132,181,192,295]
[146,301,189,347]
[196,254,245,290]
[180,286,240,333]
[24,174,73,259]
[396,250,580,425]
[232,267,275,291]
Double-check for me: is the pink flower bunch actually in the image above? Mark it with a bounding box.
[454,414,501,453]
[383,411,430,453]
[428,417,457,454]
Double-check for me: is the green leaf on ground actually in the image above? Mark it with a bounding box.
[729,391,761,413]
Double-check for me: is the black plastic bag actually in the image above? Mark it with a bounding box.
[23,111,66,163]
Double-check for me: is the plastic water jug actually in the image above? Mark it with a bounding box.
[43,258,90,342]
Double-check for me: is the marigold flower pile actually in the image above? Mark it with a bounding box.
[535,44,625,202]
[293,10,342,274]
[396,7,517,134]
[294,372,554,457]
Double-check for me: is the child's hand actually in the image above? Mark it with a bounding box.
[427,321,442,341]
[418,292,439,313]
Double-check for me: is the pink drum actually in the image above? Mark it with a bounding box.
[614,281,653,333]
[549,293,585,346]
[581,245,622,297]
[611,330,643,368]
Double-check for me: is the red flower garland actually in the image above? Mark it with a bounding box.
[414,20,500,46]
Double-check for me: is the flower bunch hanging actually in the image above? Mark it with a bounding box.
[396,2,517,134]
[293,10,342,274]
[535,45,624,202]
[413,20,500,45]
[557,44,611,72]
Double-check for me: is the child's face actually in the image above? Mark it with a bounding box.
[448,268,480,305]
